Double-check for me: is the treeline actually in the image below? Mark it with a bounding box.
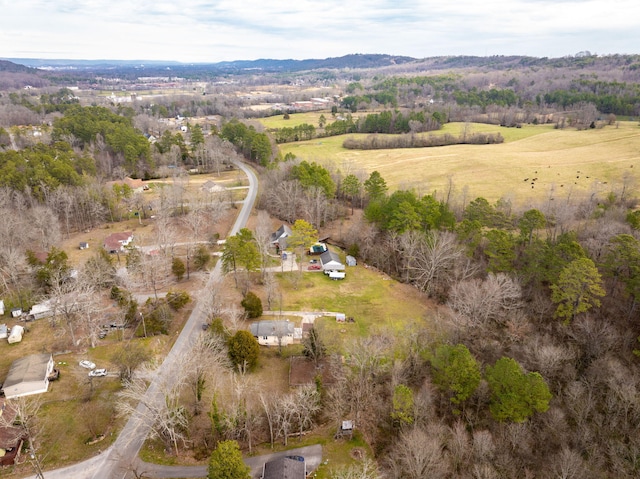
[271,109,445,144]
[341,73,640,117]
[343,131,504,150]
[541,78,640,115]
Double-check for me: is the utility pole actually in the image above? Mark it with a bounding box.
[29,452,45,479]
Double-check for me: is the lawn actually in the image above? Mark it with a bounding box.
[274,261,434,354]
[276,121,640,204]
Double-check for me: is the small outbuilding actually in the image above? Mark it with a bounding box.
[10,308,22,318]
[0,324,7,339]
[346,255,357,266]
[7,325,24,344]
[2,353,55,399]
[0,299,4,315]
[79,242,89,250]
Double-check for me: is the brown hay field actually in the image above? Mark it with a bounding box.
[277,121,640,206]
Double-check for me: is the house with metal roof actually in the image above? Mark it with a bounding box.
[2,353,54,399]
[250,320,295,346]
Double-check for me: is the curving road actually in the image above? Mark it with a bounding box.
[25,160,258,479]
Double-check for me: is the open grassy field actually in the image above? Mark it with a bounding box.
[274,260,436,354]
[276,121,640,205]
[259,111,334,129]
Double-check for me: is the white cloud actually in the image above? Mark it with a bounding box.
[0,0,638,61]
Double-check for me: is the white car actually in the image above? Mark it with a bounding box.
[79,360,96,370]
[88,368,107,377]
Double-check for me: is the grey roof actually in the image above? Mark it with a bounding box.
[3,354,52,389]
[320,250,342,265]
[250,320,294,337]
[263,457,306,479]
[271,224,292,243]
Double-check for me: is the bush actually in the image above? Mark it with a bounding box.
[166,290,191,311]
[172,257,186,281]
[193,245,211,270]
[241,291,263,318]
[227,330,260,371]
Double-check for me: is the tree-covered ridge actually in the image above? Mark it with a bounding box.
[52,105,152,175]
[0,142,92,197]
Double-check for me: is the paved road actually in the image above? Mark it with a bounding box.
[134,444,322,479]
[23,160,258,479]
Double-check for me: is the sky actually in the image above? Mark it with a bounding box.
[1,0,639,63]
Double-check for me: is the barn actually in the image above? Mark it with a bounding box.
[2,354,55,399]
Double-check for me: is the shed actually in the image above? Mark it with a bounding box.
[2,353,54,399]
[0,324,7,339]
[79,242,89,250]
[320,250,345,272]
[0,299,4,315]
[7,325,24,344]
[346,255,357,266]
[10,308,22,318]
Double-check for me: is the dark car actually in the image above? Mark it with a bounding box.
[286,455,305,462]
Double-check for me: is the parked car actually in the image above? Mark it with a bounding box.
[88,368,107,377]
[308,264,322,270]
[310,259,318,264]
[286,455,305,462]
[79,360,96,369]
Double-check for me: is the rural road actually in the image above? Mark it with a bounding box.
[22,159,261,479]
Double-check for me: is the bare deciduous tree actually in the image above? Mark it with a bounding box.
[117,374,188,455]
[386,425,450,479]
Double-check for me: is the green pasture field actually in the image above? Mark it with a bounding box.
[276,121,640,205]
[259,111,337,130]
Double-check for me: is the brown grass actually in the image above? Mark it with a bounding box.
[278,121,640,206]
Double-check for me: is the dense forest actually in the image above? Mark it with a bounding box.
[1,54,640,478]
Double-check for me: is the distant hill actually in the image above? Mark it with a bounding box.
[3,53,415,73]
[0,59,50,89]
[0,59,40,74]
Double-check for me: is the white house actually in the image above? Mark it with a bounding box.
[2,354,54,399]
[320,250,345,272]
[104,231,134,253]
[250,320,295,346]
[201,180,225,193]
[270,224,292,251]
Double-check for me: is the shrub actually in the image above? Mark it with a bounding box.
[227,330,260,372]
[241,291,263,318]
[166,290,191,311]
